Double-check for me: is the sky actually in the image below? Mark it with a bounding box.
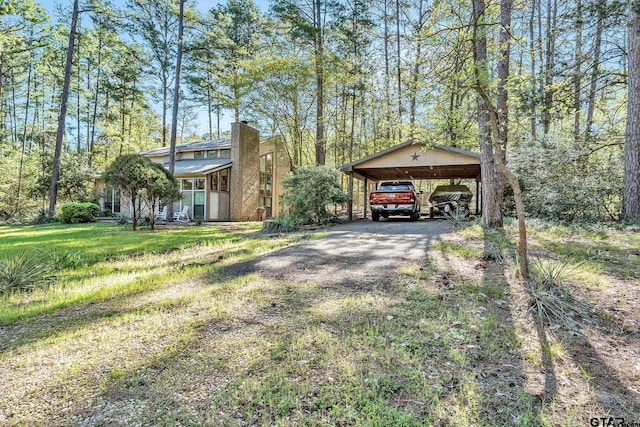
[37,0,272,141]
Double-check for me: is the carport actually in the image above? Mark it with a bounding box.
[339,141,482,220]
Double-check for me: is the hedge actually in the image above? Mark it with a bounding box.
[60,202,101,224]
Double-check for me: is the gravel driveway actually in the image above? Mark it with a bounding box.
[225,218,451,287]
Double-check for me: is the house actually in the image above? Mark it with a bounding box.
[96,122,291,221]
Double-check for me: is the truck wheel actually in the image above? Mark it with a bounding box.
[372,212,380,222]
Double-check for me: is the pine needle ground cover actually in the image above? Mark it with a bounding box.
[0,220,638,426]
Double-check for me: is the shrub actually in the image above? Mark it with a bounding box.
[512,137,623,221]
[39,248,88,270]
[31,208,59,225]
[61,202,101,224]
[0,251,55,294]
[281,166,350,225]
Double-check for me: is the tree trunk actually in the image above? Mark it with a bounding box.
[541,0,557,136]
[497,0,528,278]
[207,87,213,139]
[409,0,424,140]
[168,0,185,219]
[473,0,504,229]
[573,0,583,141]
[88,30,103,168]
[10,68,18,146]
[76,25,81,152]
[396,0,402,141]
[529,0,537,139]
[586,6,604,136]
[474,0,529,278]
[16,36,34,216]
[314,0,326,165]
[383,0,391,141]
[48,0,80,217]
[623,0,640,220]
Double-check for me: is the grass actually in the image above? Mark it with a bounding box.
[0,222,261,264]
[0,220,638,425]
[434,239,482,259]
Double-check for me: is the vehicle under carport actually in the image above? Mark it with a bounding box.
[339,140,482,221]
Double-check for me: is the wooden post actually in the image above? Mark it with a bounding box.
[348,172,354,221]
[476,180,480,215]
[363,178,368,219]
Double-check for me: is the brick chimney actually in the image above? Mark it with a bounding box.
[229,121,260,221]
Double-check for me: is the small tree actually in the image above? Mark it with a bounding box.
[103,154,179,230]
[281,165,350,225]
[142,163,180,230]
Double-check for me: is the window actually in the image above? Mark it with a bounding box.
[174,178,205,220]
[105,187,121,214]
[219,149,231,158]
[220,168,229,192]
[194,151,205,159]
[211,172,219,191]
[206,150,218,159]
[259,153,273,217]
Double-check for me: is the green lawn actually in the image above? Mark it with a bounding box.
[0,222,262,263]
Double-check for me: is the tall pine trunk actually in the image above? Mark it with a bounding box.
[314,0,326,165]
[16,35,34,216]
[586,6,604,136]
[623,0,640,220]
[573,0,583,141]
[473,0,504,229]
[409,0,424,140]
[168,0,185,220]
[48,0,79,217]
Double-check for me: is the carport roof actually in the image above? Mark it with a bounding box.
[339,141,481,182]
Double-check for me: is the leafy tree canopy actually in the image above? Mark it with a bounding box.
[102,154,179,230]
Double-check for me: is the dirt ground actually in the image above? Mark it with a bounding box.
[225,217,445,288]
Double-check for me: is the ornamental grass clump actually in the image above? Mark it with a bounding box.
[444,209,467,228]
[0,251,56,295]
[526,259,589,334]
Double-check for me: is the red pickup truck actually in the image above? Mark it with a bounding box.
[369,181,421,221]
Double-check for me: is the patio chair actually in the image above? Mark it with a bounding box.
[173,206,190,222]
[154,206,168,221]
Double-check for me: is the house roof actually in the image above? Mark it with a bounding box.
[141,139,231,156]
[340,141,481,181]
[169,158,232,176]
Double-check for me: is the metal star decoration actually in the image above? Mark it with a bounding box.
[411,151,421,161]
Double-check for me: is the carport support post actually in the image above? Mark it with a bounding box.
[476,180,480,215]
[347,172,354,221]
[363,178,368,219]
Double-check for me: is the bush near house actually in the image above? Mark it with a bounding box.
[60,202,101,224]
[281,165,350,225]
